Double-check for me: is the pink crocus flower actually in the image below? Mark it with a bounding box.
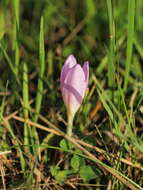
[60,55,89,121]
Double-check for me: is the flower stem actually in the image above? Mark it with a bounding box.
[67,112,74,137]
[64,112,74,169]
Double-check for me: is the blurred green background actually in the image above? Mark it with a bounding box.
[0,0,143,84]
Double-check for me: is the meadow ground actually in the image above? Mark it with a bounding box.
[0,0,143,189]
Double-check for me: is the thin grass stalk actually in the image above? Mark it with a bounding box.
[0,87,7,126]
[106,0,115,89]
[13,0,20,28]
[34,16,45,122]
[0,6,5,40]
[23,61,31,152]
[0,43,20,85]
[123,0,135,91]
[13,0,20,75]
[32,16,45,156]
[14,29,20,75]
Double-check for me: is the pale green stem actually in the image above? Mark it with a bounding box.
[64,111,74,169]
[67,112,74,137]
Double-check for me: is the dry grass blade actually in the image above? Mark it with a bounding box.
[0,151,11,156]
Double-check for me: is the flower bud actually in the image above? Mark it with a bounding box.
[60,55,89,119]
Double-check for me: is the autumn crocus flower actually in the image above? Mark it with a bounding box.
[60,55,89,136]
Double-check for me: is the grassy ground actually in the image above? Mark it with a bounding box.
[0,0,143,189]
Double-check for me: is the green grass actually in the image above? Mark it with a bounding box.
[106,0,115,89]
[0,0,143,189]
[124,0,135,91]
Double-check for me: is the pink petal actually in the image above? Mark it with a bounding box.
[60,55,77,89]
[83,61,89,87]
[62,64,86,116]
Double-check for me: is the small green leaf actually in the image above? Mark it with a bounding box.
[50,166,75,185]
[59,139,73,150]
[79,165,97,181]
[50,166,60,176]
[71,154,85,171]
[55,170,69,184]
[71,155,80,171]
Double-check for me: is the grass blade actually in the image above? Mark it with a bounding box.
[123,0,135,91]
[22,61,30,151]
[13,0,20,75]
[0,43,20,85]
[34,16,45,122]
[32,16,45,157]
[106,0,115,89]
